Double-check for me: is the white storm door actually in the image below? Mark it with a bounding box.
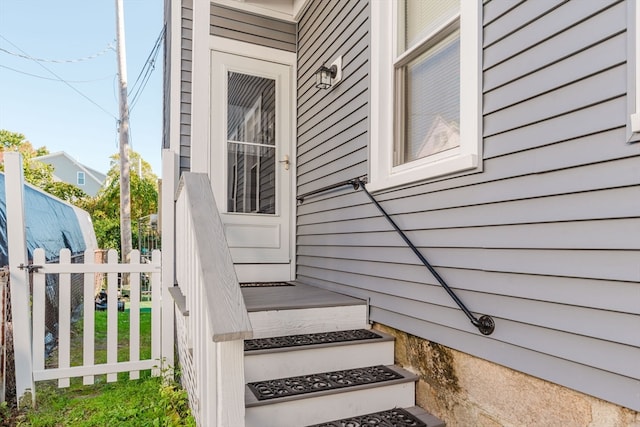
[210,51,293,281]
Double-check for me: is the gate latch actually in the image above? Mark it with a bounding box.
[18,263,42,273]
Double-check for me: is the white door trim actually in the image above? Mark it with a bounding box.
[206,37,297,283]
[190,26,298,282]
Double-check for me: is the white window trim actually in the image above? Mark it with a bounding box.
[369,0,483,193]
[77,171,85,186]
[628,0,640,141]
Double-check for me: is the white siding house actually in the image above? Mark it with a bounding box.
[34,151,106,197]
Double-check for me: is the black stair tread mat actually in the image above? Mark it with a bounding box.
[306,407,427,427]
[247,365,404,402]
[244,329,383,352]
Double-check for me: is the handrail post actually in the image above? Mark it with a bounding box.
[173,172,251,425]
[5,152,36,406]
[160,149,177,376]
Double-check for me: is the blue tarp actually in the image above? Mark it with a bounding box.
[0,173,87,266]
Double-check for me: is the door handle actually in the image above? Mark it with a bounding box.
[279,155,290,170]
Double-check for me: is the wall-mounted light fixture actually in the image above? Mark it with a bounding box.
[315,65,336,89]
[315,56,342,90]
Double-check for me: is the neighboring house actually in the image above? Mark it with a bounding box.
[34,151,106,197]
[163,0,640,425]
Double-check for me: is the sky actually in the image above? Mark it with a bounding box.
[0,0,164,176]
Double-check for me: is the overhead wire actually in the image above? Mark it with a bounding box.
[0,63,114,83]
[0,42,114,63]
[128,25,165,112]
[0,33,118,121]
[128,27,162,95]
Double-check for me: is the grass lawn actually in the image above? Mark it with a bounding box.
[2,307,195,426]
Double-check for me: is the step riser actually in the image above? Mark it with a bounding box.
[245,382,416,427]
[245,340,394,382]
[248,305,368,339]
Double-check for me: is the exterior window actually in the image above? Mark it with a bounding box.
[395,1,460,166]
[369,0,482,192]
[77,171,85,186]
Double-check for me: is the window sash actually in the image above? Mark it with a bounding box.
[397,0,459,56]
[368,0,481,193]
[394,25,461,167]
[394,11,460,68]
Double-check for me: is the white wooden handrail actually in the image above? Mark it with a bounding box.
[173,171,252,426]
[176,172,252,342]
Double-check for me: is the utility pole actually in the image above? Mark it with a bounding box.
[115,0,133,263]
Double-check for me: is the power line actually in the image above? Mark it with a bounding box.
[0,33,117,120]
[129,26,164,110]
[0,42,114,63]
[0,63,115,83]
[129,25,165,111]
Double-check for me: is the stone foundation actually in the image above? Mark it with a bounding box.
[373,324,640,427]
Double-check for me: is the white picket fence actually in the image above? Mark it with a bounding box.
[30,248,162,387]
[4,152,171,406]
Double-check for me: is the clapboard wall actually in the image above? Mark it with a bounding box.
[210,4,296,53]
[296,0,640,411]
[162,0,171,151]
[296,0,370,195]
[179,0,193,172]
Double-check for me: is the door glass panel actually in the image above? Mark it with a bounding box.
[227,72,276,214]
[227,143,276,214]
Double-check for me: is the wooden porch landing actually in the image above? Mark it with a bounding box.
[241,281,366,312]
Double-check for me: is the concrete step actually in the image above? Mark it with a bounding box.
[245,365,417,427]
[244,329,395,382]
[305,406,446,427]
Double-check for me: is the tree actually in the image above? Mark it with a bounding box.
[0,130,53,188]
[43,181,89,204]
[82,150,158,252]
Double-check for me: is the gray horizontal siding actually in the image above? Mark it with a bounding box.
[483,0,618,67]
[296,0,370,198]
[162,0,171,149]
[484,32,626,114]
[296,0,640,411]
[180,0,193,172]
[484,1,625,91]
[297,218,640,250]
[210,4,296,52]
[482,0,524,26]
[296,266,640,353]
[298,245,639,282]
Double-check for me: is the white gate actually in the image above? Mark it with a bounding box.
[30,248,162,386]
[4,152,170,405]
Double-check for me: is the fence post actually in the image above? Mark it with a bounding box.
[5,152,35,406]
[0,270,7,402]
